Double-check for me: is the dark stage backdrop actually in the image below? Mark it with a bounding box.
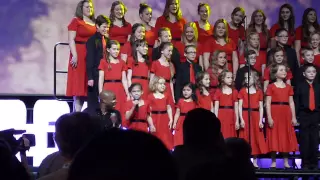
[0,0,319,95]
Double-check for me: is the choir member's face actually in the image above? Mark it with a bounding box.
[232,10,244,25]
[216,23,226,37]
[156,78,166,93]
[182,86,192,99]
[136,43,148,56]
[96,23,110,37]
[280,7,291,21]
[311,34,320,48]
[107,44,120,58]
[159,31,172,43]
[244,73,254,87]
[169,0,179,14]
[199,5,210,21]
[217,52,227,66]
[247,54,257,66]
[130,86,142,100]
[307,11,317,23]
[184,47,196,61]
[276,65,287,79]
[161,45,173,59]
[83,2,93,17]
[303,50,315,64]
[185,27,195,41]
[135,26,146,40]
[275,31,289,45]
[274,51,284,64]
[249,34,260,49]
[254,12,264,25]
[303,66,317,81]
[140,7,152,23]
[224,72,233,86]
[202,74,210,88]
[114,4,125,19]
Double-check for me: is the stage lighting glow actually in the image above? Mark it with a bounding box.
[0,100,26,131]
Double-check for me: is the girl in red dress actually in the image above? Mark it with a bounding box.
[66,0,96,112]
[155,0,186,44]
[148,76,174,149]
[207,50,228,100]
[265,64,298,169]
[263,47,292,92]
[195,3,213,44]
[214,70,239,138]
[238,71,268,168]
[108,1,132,57]
[196,71,213,112]
[270,4,295,48]
[203,19,238,74]
[173,83,197,146]
[239,32,266,76]
[175,22,202,64]
[247,10,270,53]
[139,3,156,60]
[228,7,246,53]
[127,40,150,100]
[121,23,145,62]
[98,40,130,114]
[295,8,320,63]
[150,42,175,103]
[310,31,320,67]
[125,83,154,133]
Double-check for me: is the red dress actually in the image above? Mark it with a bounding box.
[121,41,132,57]
[146,27,157,59]
[155,15,186,43]
[295,26,311,64]
[213,88,238,138]
[270,23,295,46]
[148,93,173,149]
[203,38,237,72]
[263,66,293,81]
[196,89,212,111]
[150,60,173,102]
[125,100,149,132]
[127,57,150,99]
[98,59,127,112]
[239,50,267,74]
[206,68,220,100]
[266,83,298,152]
[238,88,268,155]
[259,31,269,51]
[109,22,132,51]
[174,41,201,63]
[227,23,245,47]
[174,99,197,146]
[314,54,320,67]
[194,21,214,45]
[66,17,96,96]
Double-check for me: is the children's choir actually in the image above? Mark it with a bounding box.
[66,0,320,169]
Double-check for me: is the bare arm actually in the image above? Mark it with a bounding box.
[170,80,175,103]
[125,103,135,121]
[121,54,128,63]
[266,96,273,128]
[122,71,130,97]
[98,70,104,93]
[238,99,244,123]
[286,79,291,85]
[127,69,132,87]
[147,114,156,132]
[211,101,214,113]
[289,96,297,124]
[259,101,264,124]
[294,40,301,65]
[68,31,77,57]
[263,80,269,93]
[261,64,266,78]
[214,101,219,117]
[234,101,239,129]
[232,51,239,76]
[149,73,155,86]
[199,55,204,70]
[203,52,210,70]
[167,104,173,129]
[173,108,181,128]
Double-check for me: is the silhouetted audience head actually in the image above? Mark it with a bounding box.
[68,129,177,180]
[183,108,224,149]
[55,112,102,160]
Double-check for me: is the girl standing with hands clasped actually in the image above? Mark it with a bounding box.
[196,72,214,112]
[98,40,130,114]
[125,83,154,133]
[266,64,298,169]
[148,76,174,149]
[173,83,197,146]
[238,71,268,168]
[214,70,239,138]
[127,40,150,99]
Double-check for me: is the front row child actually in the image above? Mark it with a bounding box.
[294,64,320,170]
[125,83,154,133]
[238,71,268,169]
[148,76,174,150]
[173,83,197,147]
[214,70,239,138]
[265,64,298,169]
[196,72,214,112]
